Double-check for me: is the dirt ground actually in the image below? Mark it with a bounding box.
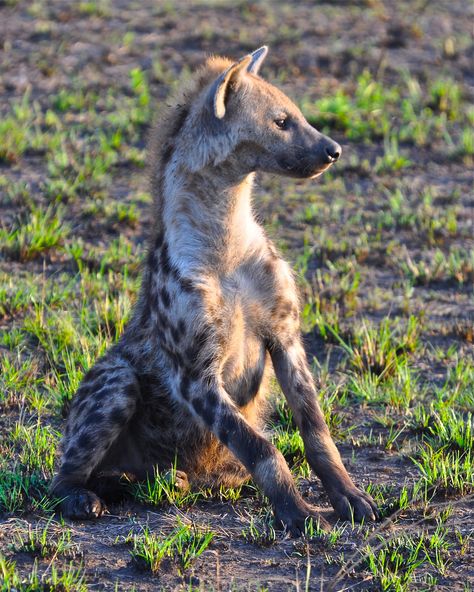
[0,1,473,591]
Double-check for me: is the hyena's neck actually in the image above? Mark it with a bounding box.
[155,162,264,276]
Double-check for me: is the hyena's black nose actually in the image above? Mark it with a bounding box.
[324,141,341,162]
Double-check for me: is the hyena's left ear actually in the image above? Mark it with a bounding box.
[211,55,252,119]
[246,46,268,75]
[210,47,268,119]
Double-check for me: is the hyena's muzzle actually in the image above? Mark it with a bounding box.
[277,126,342,179]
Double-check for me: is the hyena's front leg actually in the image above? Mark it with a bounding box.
[182,379,329,535]
[51,353,139,519]
[270,339,378,522]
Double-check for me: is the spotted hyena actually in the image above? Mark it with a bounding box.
[51,46,378,535]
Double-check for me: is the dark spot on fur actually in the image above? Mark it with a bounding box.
[184,328,210,362]
[170,324,181,344]
[263,260,275,276]
[183,341,213,379]
[148,249,159,270]
[153,307,163,330]
[77,432,92,449]
[161,242,171,275]
[184,345,197,364]
[73,398,88,416]
[163,345,183,372]
[93,385,115,401]
[125,382,138,401]
[140,297,151,325]
[162,144,173,166]
[180,374,190,400]
[84,365,107,384]
[155,233,164,251]
[86,411,105,426]
[117,346,138,366]
[149,284,161,312]
[218,412,234,445]
[179,276,195,293]
[188,365,201,381]
[60,461,81,475]
[205,389,218,409]
[192,397,204,415]
[248,369,262,399]
[192,395,215,427]
[157,309,169,331]
[160,286,171,308]
[75,384,92,402]
[110,407,129,426]
[65,445,79,458]
[170,266,180,282]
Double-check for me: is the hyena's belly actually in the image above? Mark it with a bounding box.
[221,315,269,408]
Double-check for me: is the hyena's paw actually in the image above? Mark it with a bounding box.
[60,488,106,520]
[331,486,378,523]
[163,469,190,492]
[274,498,331,537]
[174,470,190,491]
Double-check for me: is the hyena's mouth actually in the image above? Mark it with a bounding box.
[310,163,333,179]
[277,156,334,179]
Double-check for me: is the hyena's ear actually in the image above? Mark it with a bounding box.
[211,55,252,119]
[246,46,268,75]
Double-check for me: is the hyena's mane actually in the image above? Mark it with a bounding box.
[147,56,233,233]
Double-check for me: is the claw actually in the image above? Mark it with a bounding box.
[60,488,106,520]
[274,499,331,537]
[331,487,379,523]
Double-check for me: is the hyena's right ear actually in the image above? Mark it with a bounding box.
[210,55,252,119]
[246,46,268,75]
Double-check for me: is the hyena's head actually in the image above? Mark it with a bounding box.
[183,46,341,178]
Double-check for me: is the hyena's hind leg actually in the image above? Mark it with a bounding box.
[51,353,139,519]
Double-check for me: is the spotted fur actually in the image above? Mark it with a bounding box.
[51,46,377,534]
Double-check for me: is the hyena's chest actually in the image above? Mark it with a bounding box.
[218,279,270,408]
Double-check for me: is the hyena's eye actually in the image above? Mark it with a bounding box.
[274,117,289,130]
